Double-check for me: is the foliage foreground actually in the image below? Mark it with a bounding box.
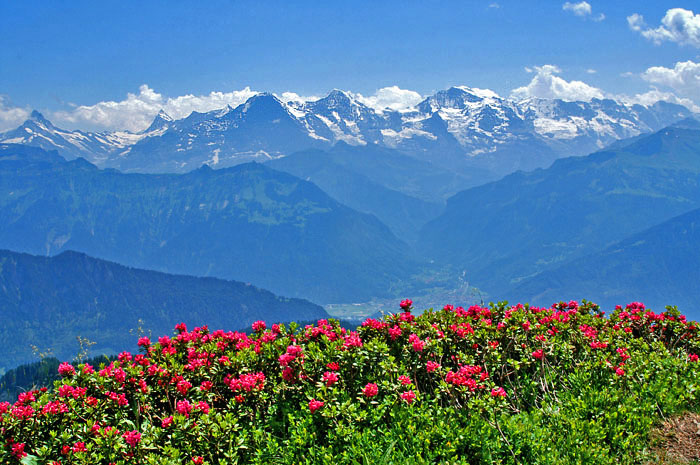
[1,300,699,465]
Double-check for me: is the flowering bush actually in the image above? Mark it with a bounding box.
[0,300,698,464]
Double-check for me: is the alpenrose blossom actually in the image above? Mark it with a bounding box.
[252,320,267,332]
[309,399,324,413]
[123,430,141,447]
[363,383,379,397]
[491,387,507,397]
[11,443,26,459]
[532,349,544,360]
[72,442,87,453]
[57,362,75,376]
[400,390,416,404]
[400,298,413,310]
[176,400,193,417]
[322,371,339,387]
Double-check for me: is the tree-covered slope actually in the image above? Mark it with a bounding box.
[0,249,328,370]
[0,143,421,303]
[418,124,700,295]
[506,206,700,321]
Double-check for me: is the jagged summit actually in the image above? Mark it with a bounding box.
[28,110,52,125]
[143,109,173,133]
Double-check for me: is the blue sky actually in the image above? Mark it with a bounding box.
[1,1,699,131]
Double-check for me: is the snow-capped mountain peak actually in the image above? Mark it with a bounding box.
[28,110,54,127]
[0,86,693,175]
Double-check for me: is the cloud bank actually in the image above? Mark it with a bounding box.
[52,85,259,132]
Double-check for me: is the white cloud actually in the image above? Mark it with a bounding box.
[52,85,259,132]
[627,13,645,32]
[352,86,424,112]
[586,69,597,74]
[562,2,604,21]
[618,88,700,112]
[277,91,320,103]
[0,97,31,132]
[563,1,591,17]
[628,8,700,47]
[640,60,700,104]
[488,3,500,9]
[511,65,605,101]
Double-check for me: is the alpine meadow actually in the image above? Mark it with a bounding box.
[1,1,700,464]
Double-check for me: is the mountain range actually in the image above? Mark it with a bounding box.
[1,88,692,183]
[0,144,427,304]
[0,249,328,371]
[417,119,700,320]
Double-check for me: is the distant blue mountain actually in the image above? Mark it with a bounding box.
[417,121,700,310]
[507,205,700,321]
[0,248,328,371]
[0,144,425,303]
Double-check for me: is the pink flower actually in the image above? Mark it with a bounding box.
[363,383,379,397]
[532,349,544,360]
[491,387,507,398]
[408,333,424,352]
[137,336,151,347]
[326,362,340,371]
[72,441,87,453]
[161,416,173,427]
[282,367,295,381]
[522,321,531,331]
[175,322,187,333]
[196,401,210,414]
[400,298,413,310]
[11,442,26,459]
[322,371,339,387]
[176,380,192,395]
[400,390,416,404]
[615,366,625,376]
[58,362,75,377]
[251,320,267,332]
[690,354,699,362]
[199,381,213,391]
[192,457,204,465]
[122,430,141,448]
[343,332,363,349]
[388,325,402,340]
[426,361,440,373]
[176,400,193,417]
[398,375,412,385]
[309,399,324,413]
